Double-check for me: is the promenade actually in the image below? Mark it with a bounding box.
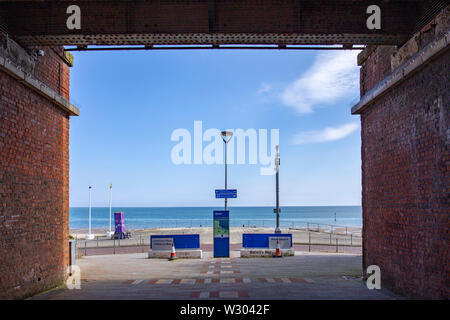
[71,226,362,256]
[32,252,401,300]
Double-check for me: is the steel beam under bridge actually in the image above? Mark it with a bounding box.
[1,0,446,47]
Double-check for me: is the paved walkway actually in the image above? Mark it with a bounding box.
[32,251,401,300]
[78,243,362,256]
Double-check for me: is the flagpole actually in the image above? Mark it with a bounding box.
[86,185,94,240]
[109,184,112,232]
[107,184,114,238]
[89,186,91,234]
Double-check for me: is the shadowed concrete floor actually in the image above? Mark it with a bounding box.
[31,251,401,300]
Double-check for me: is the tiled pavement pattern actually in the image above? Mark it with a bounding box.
[31,252,402,300]
[124,277,311,285]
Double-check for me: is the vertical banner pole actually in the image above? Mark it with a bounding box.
[86,185,94,239]
[89,186,91,235]
[109,184,112,234]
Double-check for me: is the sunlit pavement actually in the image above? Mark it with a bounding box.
[31,252,401,300]
[77,243,362,256]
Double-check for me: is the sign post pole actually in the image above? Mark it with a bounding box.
[225,133,227,210]
[215,132,234,258]
[221,131,233,210]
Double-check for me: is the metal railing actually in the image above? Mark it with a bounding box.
[73,222,362,257]
[72,219,361,236]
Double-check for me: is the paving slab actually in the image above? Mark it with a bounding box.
[32,252,402,300]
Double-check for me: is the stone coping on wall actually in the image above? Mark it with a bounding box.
[0,53,79,116]
[352,31,449,115]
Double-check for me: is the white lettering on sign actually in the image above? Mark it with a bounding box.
[151,238,173,250]
[249,250,273,255]
[268,237,291,249]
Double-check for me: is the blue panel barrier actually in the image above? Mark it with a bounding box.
[150,234,200,249]
[242,233,292,248]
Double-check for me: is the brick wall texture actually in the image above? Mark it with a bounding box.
[0,47,71,299]
[359,45,397,96]
[359,47,449,299]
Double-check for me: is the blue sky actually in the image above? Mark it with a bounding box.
[69,48,362,207]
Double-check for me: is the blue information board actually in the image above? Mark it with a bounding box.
[215,189,237,198]
[213,210,229,257]
[150,234,200,249]
[242,233,292,248]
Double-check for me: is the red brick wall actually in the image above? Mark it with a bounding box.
[359,46,397,96]
[359,49,449,299]
[34,47,71,100]
[0,47,70,299]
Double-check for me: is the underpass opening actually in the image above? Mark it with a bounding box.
[0,1,448,300]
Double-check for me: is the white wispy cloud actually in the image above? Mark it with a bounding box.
[280,51,360,113]
[292,122,359,145]
[257,82,273,95]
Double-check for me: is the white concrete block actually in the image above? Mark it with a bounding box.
[239,248,295,258]
[148,249,202,259]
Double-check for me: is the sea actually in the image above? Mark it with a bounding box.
[69,206,362,230]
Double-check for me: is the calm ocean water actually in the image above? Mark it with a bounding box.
[69,206,362,230]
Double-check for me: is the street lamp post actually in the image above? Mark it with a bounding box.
[221,131,233,211]
[274,145,281,234]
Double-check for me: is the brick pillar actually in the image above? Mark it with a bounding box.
[0,41,77,299]
[354,8,449,299]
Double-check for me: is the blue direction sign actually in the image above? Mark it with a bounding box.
[215,189,237,198]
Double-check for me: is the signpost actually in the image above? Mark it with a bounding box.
[213,210,230,257]
[221,130,233,210]
[151,238,174,251]
[212,131,234,258]
[268,236,291,249]
[213,189,235,257]
[215,189,237,198]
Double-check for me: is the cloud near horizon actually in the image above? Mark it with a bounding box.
[280,51,360,114]
[292,122,360,145]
